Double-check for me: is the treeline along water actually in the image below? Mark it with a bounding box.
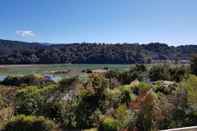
[0,39,197,64]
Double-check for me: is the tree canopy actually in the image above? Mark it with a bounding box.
[0,39,196,64]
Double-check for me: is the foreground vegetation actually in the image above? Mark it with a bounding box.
[0,56,197,131]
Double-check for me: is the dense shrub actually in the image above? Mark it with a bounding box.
[158,75,197,129]
[180,75,197,109]
[43,101,66,122]
[15,85,57,115]
[113,105,136,129]
[191,54,197,75]
[2,74,54,86]
[99,116,119,131]
[149,64,188,82]
[73,75,108,129]
[59,75,108,129]
[121,64,147,84]
[135,92,161,131]
[58,77,77,92]
[169,66,189,82]
[61,98,79,129]
[106,64,147,84]
[2,64,197,130]
[153,81,178,95]
[160,106,197,129]
[1,115,56,131]
[149,64,171,81]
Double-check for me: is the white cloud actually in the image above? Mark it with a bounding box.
[16,30,35,37]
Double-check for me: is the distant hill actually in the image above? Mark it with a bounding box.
[0,39,196,64]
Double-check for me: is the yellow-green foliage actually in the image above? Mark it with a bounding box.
[106,88,121,99]
[120,84,134,92]
[104,88,122,107]
[138,82,152,91]
[180,75,197,109]
[1,115,56,131]
[16,85,57,115]
[17,84,57,98]
[89,74,110,89]
[79,87,93,97]
[114,104,135,128]
[99,116,119,131]
[114,105,129,119]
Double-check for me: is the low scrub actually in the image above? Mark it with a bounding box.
[1,115,57,131]
[99,116,119,131]
[180,75,197,109]
[149,64,188,82]
[1,74,54,86]
[15,85,57,115]
[105,64,147,84]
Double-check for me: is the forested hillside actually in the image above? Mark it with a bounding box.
[0,39,197,64]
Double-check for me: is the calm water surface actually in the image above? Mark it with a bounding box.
[0,75,6,81]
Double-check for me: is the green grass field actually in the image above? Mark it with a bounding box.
[0,64,184,81]
[0,64,131,76]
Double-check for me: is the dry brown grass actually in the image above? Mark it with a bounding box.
[0,85,17,128]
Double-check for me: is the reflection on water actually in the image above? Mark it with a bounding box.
[44,74,62,82]
[0,75,6,81]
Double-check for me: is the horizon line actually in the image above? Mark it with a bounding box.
[0,38,196,46]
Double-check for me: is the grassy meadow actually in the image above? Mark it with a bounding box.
[0,64,131,76]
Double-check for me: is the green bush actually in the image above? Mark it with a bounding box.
[138,82,151,91]
[149,64,170,81]
[121,64,147,84]
[61,99,78,129]
[180,75,197,109]
[105,64,147,85]
[15,85,57,115]
[2,74,54,86]
[169,66,189,82]
[2,115,56,131]
[43,101,66,122]
[149,64,188,82]
[153,81,178,95]
[99,116,119,131]
[75,94,102,129]
[114,105,136,129]
[60,75,110,129]
[191,54,197,75]
[59,77,77,90]
[136,92,160,131]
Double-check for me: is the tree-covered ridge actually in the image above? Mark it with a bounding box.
[0,39,197,64]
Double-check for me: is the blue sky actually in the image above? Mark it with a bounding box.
[0,0,197,45]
